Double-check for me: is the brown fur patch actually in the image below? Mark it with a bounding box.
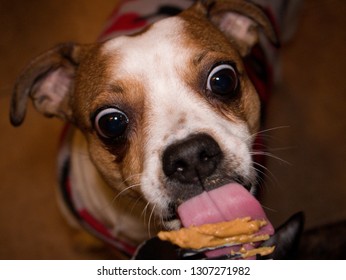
[70,43,147,193]
[178,7,260,133]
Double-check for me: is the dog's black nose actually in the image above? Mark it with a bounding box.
[162,134,223,185]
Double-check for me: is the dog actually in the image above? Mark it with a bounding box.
[10,0,303,259]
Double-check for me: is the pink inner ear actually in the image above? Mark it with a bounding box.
[219,12,258,50]
[33,68,72,117]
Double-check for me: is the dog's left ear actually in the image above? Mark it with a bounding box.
[196,0,280,56]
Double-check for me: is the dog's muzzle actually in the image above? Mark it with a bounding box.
[162,133,232,202]
[161,132,252,206]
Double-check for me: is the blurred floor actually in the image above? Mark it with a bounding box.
[0,0,345,259]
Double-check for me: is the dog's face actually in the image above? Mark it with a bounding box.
[11,1,278,230]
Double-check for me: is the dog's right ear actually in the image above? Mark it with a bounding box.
[10,43,84,126]
[193,0,280,56]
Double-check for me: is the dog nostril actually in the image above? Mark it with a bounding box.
[199,151,211,162]
[175,160,187,173]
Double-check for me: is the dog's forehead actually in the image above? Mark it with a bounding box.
[102,16,188,77]
[100,16,208,122]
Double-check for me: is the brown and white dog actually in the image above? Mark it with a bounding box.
[10,0,303,259]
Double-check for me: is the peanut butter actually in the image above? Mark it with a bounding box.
[236,246,275,258]
[158,217,275,258]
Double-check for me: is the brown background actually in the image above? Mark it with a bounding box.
[0,0,345,259]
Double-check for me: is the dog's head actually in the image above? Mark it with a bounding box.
[10,1,279,231]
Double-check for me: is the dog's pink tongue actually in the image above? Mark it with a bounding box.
[177,183,274,258]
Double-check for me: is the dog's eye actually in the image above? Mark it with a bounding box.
[94,108,129,139]
[207,64,238,96]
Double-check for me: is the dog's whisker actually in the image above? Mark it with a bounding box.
[252,161,276,181]
[99,185,140,215]
[246,125,290,142]
[147,204,157,238]
[121,192,147,218]
[107,173,142,194]
[129,195,146,216]
[141,201,151,222]
[257,125,290,135]
[121,173,143,185]
[111,183,141,204]
[265,146,295,152]
[251,162,279,189]
[109,174,143,204]
[252,169,266,190]
[253,143,293,152]
[251,150,290,165]
[114,173,143,194]
[260,204,278,213]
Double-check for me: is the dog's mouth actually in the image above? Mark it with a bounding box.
[135,183,304,260]
[175,182,274,258]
